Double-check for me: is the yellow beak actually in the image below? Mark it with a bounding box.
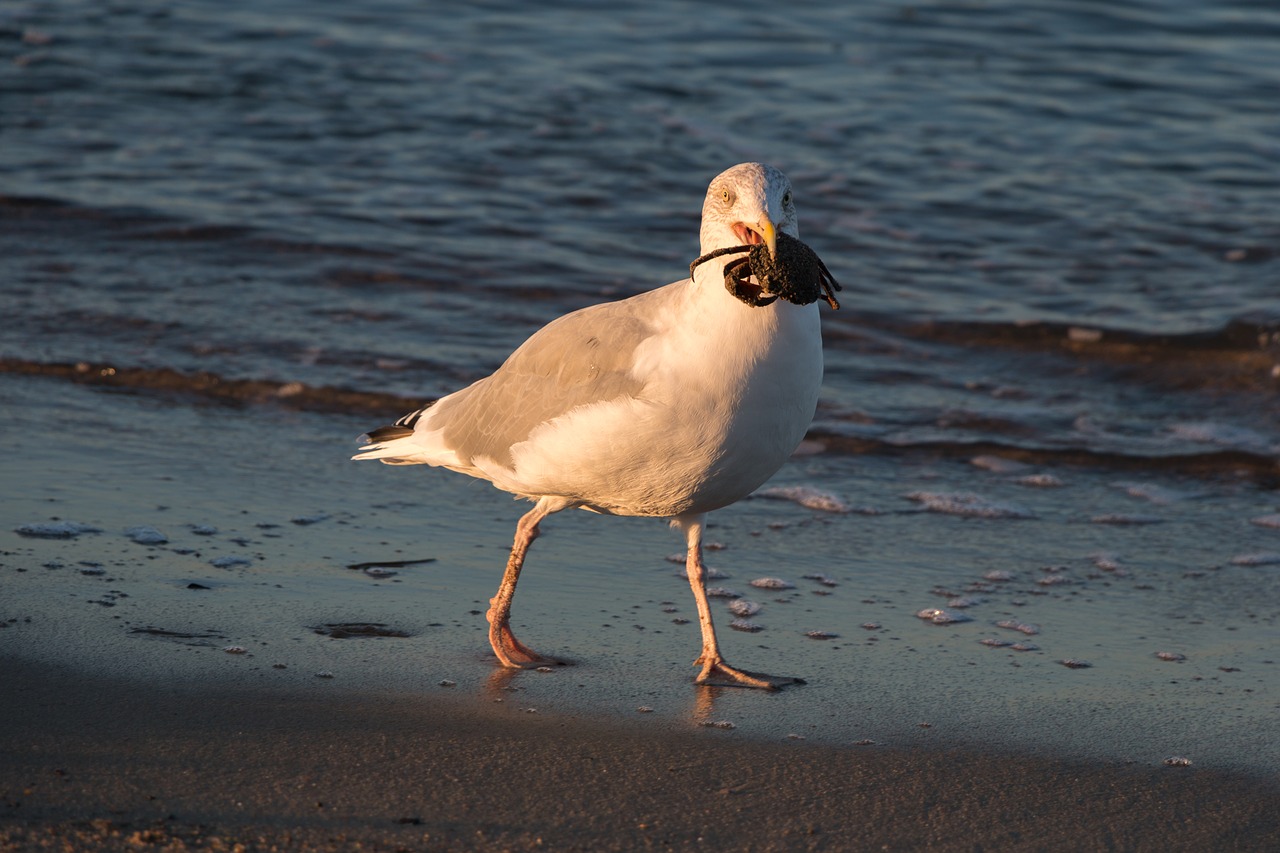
[757,219,778,259]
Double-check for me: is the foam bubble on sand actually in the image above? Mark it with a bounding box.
[980,638,1013,647]
[755,485,850,513]
[705,587,740,599]
[917,608,973,624]
[728,599,761,617]
[982,570,1015,582]
[1163,756,1193,767]
[996,619,1040,635]
[805,630,838,640]
[1251,514,1280,529]
[1010,642,1038,651]
[124,525,168,545]
[729,619,763,632]
[1059,659,1092,669]
[191,524,218,536]
[1090,552,1123,571]
[803,573,839,587]
[16,521,101,538]
[1156,651,1187,662]
[749,577,795,590]
[209,555,253,569]
[1229,552,1280,566]
[907,492,1034,519]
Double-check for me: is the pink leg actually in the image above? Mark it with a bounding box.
[486,497,569,668]
[675,513,803,690]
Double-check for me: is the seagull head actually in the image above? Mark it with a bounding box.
[698,162,799,261]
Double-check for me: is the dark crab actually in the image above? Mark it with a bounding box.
[690,231,842,310]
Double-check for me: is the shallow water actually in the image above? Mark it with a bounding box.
[2,0,1278,774]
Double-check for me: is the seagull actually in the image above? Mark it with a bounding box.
[354,162,829,689]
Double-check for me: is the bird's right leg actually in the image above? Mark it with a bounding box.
[487,497,565,667]
[677,514,802,689]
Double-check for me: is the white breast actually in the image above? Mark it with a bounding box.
[503,280,823,517]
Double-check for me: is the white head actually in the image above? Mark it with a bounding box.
[698,162,799,259]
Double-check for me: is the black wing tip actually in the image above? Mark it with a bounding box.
[394,403,434,430]
[361,424,415,444]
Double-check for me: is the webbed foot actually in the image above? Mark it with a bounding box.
[694,656,805,690]
[489,619,564,669]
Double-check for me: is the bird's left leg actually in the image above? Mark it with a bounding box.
[675,513,803,689]
[487,496,571,668]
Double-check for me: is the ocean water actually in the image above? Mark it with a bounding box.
[2,0,1277,773]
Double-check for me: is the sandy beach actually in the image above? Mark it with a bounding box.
[1,657,1277,852]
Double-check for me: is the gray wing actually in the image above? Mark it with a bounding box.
[423,288,670,470]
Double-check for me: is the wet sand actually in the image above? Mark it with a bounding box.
[2,657,1277,852]
[3,371,1279,853]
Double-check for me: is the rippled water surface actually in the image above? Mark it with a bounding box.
[2,0,1278,773]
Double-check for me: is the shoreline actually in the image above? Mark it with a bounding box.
[3,657,1277,852]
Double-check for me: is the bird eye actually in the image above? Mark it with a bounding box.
[720,189,734,204]
[782,191,793,206]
